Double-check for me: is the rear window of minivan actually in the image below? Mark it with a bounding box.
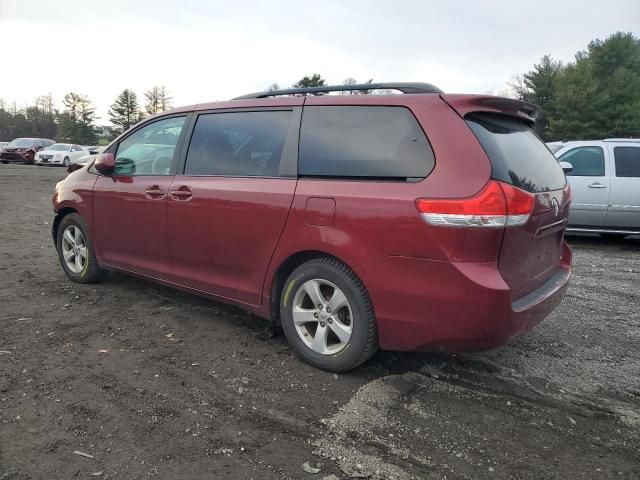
[466,113,566,193]
[299,106,435,180]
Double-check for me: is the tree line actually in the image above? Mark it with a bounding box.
[0,86,173,145]
[2,31,638,145]
[510,31,640,141]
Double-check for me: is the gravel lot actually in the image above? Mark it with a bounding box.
[1,164,638,480]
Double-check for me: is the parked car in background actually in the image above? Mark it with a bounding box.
[87,146,105,155]
[0,141,9,148]
[553,139,640,237]
[52,82,572,372]
[35,143,88,167]
[546,142,565,154]
[66,146,106,173]
[0,138,55,164]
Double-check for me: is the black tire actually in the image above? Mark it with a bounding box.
[280,257,378,372]
[56,213,105,283]
[63,157,70,167]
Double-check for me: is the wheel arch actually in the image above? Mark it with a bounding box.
[268,250,359,325]
[52,207,78,244]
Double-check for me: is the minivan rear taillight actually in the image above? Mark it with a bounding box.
[416,180,534,228]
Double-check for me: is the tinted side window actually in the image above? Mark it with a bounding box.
[466,113,566,193]
[559,146,605,176]
[115,116,186,176]
[299,106,434,179]
[184,111,292,177]
[614,146,640,177]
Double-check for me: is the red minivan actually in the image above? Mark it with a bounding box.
[52,83,571,372]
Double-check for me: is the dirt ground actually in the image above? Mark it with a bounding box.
[0,164,638,480]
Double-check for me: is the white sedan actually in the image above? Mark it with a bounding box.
[35,143,88,167]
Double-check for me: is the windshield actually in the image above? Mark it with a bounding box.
[47,144,71,151]
[547,143,565,154]
[7,139,36,148]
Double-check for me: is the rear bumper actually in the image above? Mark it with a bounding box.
[355,242,572,352]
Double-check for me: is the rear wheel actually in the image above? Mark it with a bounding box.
[280,257,378,372]
[56,213,104,283]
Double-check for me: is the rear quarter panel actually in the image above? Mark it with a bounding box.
[261,94,496,311]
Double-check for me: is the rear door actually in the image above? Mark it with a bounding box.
[605,143,640,228]
[166,107,301,305]
[465,112,570,300]
[557,144,610,227]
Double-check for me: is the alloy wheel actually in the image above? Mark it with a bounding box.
[61,225,88,274]
[292,279,353,354]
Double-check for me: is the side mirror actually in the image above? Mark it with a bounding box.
[559,161,573,174]
[95,152,115,174]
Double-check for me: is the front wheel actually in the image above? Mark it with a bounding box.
[56,213,104,283]
[63,157,70,167]
[280,257,378,372]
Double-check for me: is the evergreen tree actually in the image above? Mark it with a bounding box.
[109,89,141,132]
[513,32,640,141]
[292,74,326,94]
[510,55,564,138]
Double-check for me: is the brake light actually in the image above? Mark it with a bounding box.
[416,180,534,228]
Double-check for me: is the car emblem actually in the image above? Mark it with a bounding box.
[551,198,560,217]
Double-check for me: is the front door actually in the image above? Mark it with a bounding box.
[167,108,301,305]
[560,145,610,227]
[92,115,188,278]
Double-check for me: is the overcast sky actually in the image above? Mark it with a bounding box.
[1,0,638,123]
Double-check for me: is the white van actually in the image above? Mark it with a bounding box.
[552,139,640,237]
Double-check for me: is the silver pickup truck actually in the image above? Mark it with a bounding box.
[548,139,640,237]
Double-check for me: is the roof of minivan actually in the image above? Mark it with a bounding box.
[153,91,539,125]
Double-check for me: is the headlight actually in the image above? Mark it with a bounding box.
[54,154,63,159]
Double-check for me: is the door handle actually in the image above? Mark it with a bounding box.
[170,187,193,200]
[145,186,165,198]
[588,183,607,189]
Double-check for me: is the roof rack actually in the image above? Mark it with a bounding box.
[603,138,640,142]
[233,82,443,100]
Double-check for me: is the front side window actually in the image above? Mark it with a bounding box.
[184,110,292,177]
[559,146,605,177]
[614,146,640,177]
[299,106,434,179]
[114,116,185,176]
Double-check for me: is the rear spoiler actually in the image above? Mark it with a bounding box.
[440,94,539,126]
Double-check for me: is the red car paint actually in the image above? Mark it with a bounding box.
[53,92,571,353]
